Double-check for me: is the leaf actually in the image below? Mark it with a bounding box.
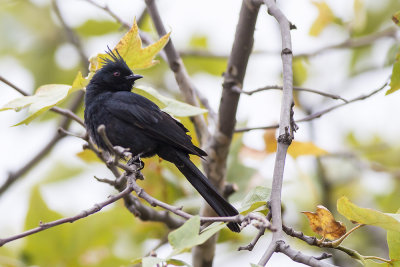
[293,58,308,86]
[23,187,67,264]
[71,71,90,91]
[240,186,271,214]
[309,1,334,36]
[74,19,120,36]
[263,130,328,158]
[76,149,102,163]
[41,162,84,184]
[337,196,400,232]
[263,130,277,154]
[288,141,329,159]
[133,257,190,267]
[134,85,207,117]
[353,0,366,31]
[393,10,400,26]
[388,230,400,263]
[302,205,347,240]
[168,216,225,257]
[183,56,228,76]
[91,18,170,71]
[142,257,164,267]
[189,35,208,49]
[387,57,400,95]
[0,84,76,126]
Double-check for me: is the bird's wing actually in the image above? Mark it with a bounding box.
[104,91,205,156]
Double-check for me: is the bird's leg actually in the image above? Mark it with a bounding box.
[128,153,145,170]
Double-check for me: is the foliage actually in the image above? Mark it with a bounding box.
[1,0,400,266]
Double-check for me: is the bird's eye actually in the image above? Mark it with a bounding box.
[113,71,120,77]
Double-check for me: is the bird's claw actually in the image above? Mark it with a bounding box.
[128,154,145,171]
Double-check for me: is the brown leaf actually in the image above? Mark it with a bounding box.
[302,205,347,240]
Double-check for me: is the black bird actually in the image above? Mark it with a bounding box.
[84,49,240,232]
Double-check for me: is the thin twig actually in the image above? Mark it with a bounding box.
[283,224,370,261]
[83,0,130,28]
[0,178,134,247]
[240,85,348,102]
[0,76,85,195]
[0,75,29,96]
[296,27,398,58]
[235,77,390,133]
[52,0,88,70]
[145,0,209,144]
[238,227,266,251]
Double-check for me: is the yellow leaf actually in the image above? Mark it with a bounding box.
[302,205,347,240]
[288,141,328,159]
[0,84,76,126]
[76,149,101,163]
[71,71,89,91]
[309,1,334,36]
[91,18,170,71]
[263,130,277,154]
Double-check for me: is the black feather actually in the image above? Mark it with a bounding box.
[84,48,240,232]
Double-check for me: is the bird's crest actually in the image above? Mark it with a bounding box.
[101,47,130,70]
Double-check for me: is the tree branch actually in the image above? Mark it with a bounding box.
[0,77,85,196]
[0,176,134,247]
[239,85,348,102]
[191,0,261,266]
[145,0,209,144]
[258,0,295,265]
[235,76,390,133]
[276,241,336,267]
[296,27,398,58]
[52,0,89,70]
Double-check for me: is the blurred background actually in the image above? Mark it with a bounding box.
[0,0,400,266]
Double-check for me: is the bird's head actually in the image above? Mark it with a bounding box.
[90,48,142,92]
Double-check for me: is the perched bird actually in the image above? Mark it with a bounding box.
[84,49,240,232]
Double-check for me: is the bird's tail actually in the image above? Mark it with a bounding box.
[174,152,240,232]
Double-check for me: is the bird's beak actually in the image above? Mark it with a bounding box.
[126,74,143,81]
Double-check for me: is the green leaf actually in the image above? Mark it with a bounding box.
[23,187,67,265]
[142,257,164,267]
[133,257,191,267]
[388,230,400,264]
[189,35,208,49]
[240,186,271,214]
[0,84,77,125]
[168,216,225,257]
[337,196,400,232]
[183,56,227,76]
[387,59,400,95]
[134,85,207,117]
[293,58,308,86]
[74,19,120,36]
[388,210,400,264]
[41,162,84,184]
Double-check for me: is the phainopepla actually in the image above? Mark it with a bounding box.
[84,49,240,232]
